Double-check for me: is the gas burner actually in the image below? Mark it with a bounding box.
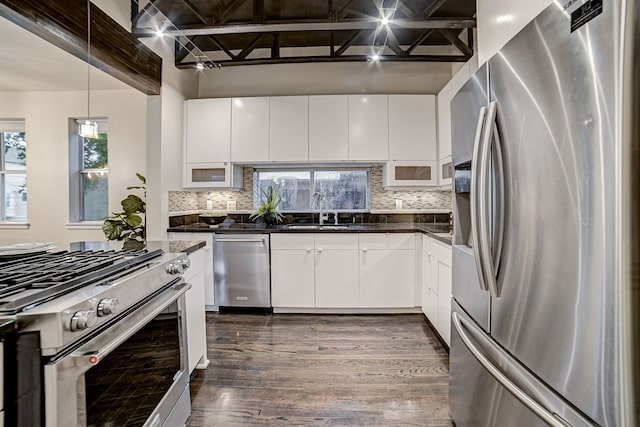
[0,249,163,314]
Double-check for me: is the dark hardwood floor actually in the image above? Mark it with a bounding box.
[187,313,452,426]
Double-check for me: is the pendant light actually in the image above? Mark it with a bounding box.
[79,0,98,139]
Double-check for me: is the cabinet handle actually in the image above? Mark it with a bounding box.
[362,248,368,252]
[306,248,312,253]
[317,248,323,252]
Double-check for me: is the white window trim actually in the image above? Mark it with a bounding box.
[0,222,30,230]
[0,121,28,223]
[68,118,108,224]
[254,167,371,213]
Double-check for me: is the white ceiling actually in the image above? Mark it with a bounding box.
[0,15,130,92]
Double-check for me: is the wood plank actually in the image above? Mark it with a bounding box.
[188,313,453,426]
[0,0,162,95]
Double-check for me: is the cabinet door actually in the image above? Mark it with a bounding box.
[308,95,349,161]
[348,95,389,161]
[231,97,269,162]
[315,249,358,307]
[184,249,208,373]
[185,98,231,163]
[436,262,452,345]
[423,245,439,325]
[168,232,215,307]
[270,96,309,161]
[388,95,436,161]
[359,249,415,308]
[271,249,315,308]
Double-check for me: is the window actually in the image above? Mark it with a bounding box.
[254,169,368,212]
[69,119,108,222]
[0,120,27,222]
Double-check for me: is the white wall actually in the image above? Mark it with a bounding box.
[198,62,455,98]
[0,89,147,247]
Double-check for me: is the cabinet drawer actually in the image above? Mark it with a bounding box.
[427,236,452,266]
[271,234,315,250]
[359,233,415,250]
[314,233,358,249]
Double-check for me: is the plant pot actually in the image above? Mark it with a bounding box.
[262,214,278,226]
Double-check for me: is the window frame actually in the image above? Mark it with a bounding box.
[0,120,27,223]
[253,167,370,213]
[69,118,109,223]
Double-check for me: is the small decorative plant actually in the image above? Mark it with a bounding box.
[102,173,146,250]
[250,185,284,225]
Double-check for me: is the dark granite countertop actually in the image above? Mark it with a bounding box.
[168,223,452,245]
[69,240,206,255]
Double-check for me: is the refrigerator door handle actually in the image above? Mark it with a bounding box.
[470,106,489,292]
[452,311,573,427]
[478,101,501,297]
[491,117,505,277]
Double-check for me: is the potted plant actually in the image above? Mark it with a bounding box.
[250,185,284,225]
[102,173,146,250]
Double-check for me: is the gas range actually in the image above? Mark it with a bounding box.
[0,248,193,426]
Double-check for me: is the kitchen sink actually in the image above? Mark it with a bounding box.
[284,225,350,230]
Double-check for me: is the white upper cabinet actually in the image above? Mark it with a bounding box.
[308,95,349,162]
[231,97,269,163]
[348,95,389,161]
[388,95,437,161]
[185,98,231,163]
[269,96,309,162]
[477,0,549,65]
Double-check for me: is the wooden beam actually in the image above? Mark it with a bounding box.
[0,0,162,95]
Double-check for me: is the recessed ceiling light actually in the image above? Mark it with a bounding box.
[196,63,205,70]
[371,53,380,61]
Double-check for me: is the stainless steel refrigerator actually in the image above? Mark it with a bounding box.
[449,1,639,426]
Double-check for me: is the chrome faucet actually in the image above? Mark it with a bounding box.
[312,192,328,224]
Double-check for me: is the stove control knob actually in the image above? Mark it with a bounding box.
[97,298,119,317]
[70,310,97,331]
[166,261,182,275]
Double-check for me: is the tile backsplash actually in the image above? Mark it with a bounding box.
[168,166,452,213]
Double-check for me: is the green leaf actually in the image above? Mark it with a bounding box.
[136,173,146,184]
[123,240,145,251]
[124,214,143,227]
[121,195,144,214]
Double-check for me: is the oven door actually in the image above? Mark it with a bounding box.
[44,281,191,427]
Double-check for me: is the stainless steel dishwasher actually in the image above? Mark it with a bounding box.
[213,234,271,308]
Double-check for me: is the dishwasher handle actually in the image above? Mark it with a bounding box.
[215,238,266,243]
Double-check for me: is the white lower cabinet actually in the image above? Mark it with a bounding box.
[271,233,417,310]
[182,248,209,373]
[359,234,415,308]
[168,232,215,308]
[314,234,359,308]
[271,235,315,307]
[421,234,452,345]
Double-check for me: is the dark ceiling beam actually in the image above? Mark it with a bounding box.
[134,18,476,36]
[175,36,197,63]
[334,29,368,56]
[131,0,157,27]
[271,33,280,59]
[423,0,449,18]
[405,29,435,54]
[235,33,265,60]
[385,32,407,57]
[253,0,264,22]
[216,0,248,25]
[335,0,357,20]
[177,54,470,68]
[396,0,419,19]
[207,35,237,60]
[438,29,473,56]
[182,0,209,25]
[0,0,162,95]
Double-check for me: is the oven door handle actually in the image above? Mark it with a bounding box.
[69,281,191,366]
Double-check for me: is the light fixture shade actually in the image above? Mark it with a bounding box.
[78,120,98,139]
